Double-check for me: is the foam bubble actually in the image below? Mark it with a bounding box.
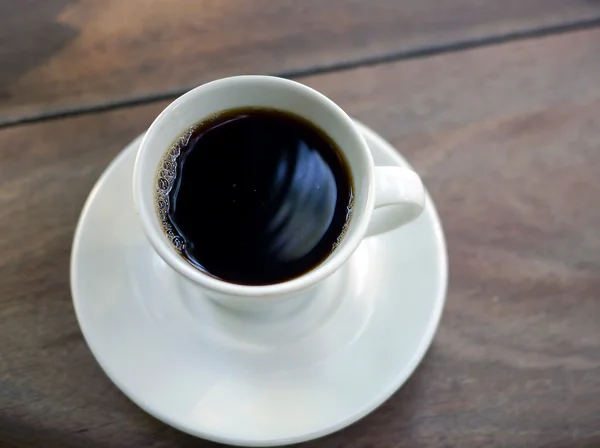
[332,193,354,251]
[154,127,196,253]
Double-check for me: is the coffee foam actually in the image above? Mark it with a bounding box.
[155,128,195,252]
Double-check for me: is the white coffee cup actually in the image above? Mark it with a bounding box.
[133,75,424,309]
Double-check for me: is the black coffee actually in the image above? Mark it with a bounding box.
[156,107,353,285]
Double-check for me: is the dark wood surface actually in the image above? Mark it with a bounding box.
[2,0,600,126]
[2,3,600,447]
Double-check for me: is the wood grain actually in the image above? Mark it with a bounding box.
[2,28,600,447]
[2,0,600,125]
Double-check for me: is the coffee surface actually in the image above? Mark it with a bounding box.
[156,107,353,285]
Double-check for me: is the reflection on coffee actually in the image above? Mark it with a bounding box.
[156,107,353,285]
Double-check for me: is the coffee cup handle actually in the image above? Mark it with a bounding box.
[365,166,426,236]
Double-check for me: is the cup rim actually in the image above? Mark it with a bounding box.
[133,75,375,298]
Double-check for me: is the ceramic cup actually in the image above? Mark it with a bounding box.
[133,75,425,310]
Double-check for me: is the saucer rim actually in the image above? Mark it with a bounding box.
[71,120,448,447]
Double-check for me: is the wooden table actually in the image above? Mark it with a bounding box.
[2,1,600,447]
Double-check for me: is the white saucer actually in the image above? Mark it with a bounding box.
[71,121,448,447]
